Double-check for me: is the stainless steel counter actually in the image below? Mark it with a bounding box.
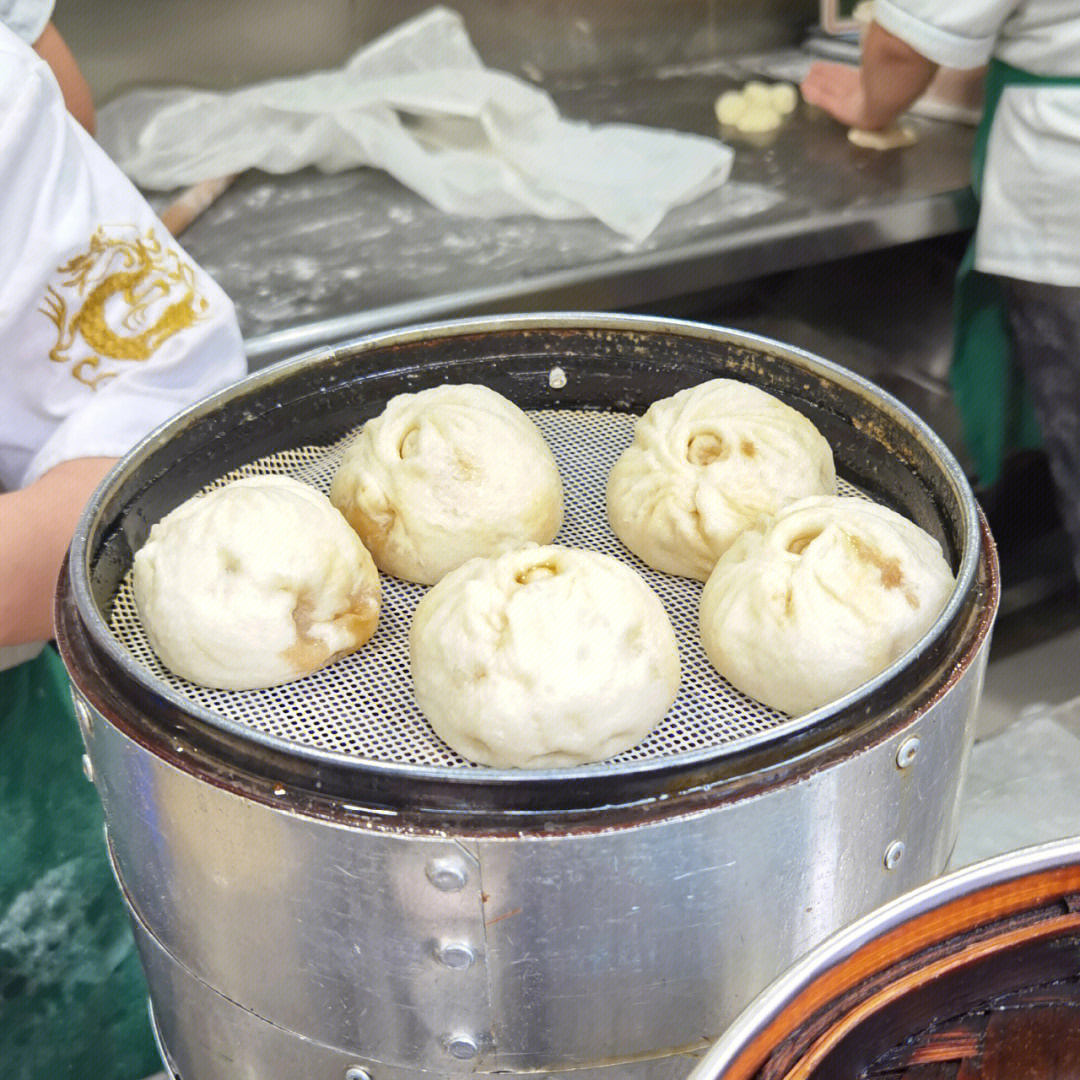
[162,60,976,368]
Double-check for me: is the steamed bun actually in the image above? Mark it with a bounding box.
[410,545,681,768]
[330,384,563,585]
[699,496,955,715]
[133,475,381,689]
[607,379,836,581]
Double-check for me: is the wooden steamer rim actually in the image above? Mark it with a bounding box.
[690,838,1080,1080]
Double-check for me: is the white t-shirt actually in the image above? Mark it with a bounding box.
[0,24,246,491]
[876,0,1080,286]
[0,0,52,42]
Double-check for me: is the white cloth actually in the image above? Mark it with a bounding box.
[0,25,246,490]
[97,6,735,244]
[0,0,52,42]
[0,642,45,674]
[874,0,1080,287]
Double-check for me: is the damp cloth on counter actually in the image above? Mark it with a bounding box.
[97,5,736,244]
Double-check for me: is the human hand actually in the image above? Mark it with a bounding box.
[801,25,936,133]
[0,457,117,646]
[800,62,874,129]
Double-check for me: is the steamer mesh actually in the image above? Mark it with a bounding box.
[107,409,868,768]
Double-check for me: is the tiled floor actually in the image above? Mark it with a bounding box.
[978,624,1080,739]
[977,588,1080,739]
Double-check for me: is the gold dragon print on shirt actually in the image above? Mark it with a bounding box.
[40,225,211,389]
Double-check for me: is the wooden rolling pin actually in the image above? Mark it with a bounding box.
[159,174,238,238]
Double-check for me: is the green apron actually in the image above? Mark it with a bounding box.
[950,59,1080,488]
[0,647,159,1079]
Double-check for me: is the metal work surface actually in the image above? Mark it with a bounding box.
[60,0,816,101]
[107,410,868,768]
[164,64,976,367]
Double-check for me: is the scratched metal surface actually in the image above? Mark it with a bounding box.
[154,59,975,368]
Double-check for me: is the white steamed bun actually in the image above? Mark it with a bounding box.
[607,379,836,581]
[330,384,563,585]
[410,544,681,768]
[133,475,381,689]
[699,496,955,716]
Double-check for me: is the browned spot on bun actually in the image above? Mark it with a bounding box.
[786,531,821,555]
[342,505,394,564]
[341,585,381,647]
[282,584,381,675]
[453,449,480,482]
[850,535,904,589]
[740,438,757,458]
[515,562,558,585]
[687,432,725,466]
[398,427,419,458]
[282,597,331,673]
[282,635,333,675]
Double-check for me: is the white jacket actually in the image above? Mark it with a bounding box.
[0,24,246,490]
[876,0,1080,287]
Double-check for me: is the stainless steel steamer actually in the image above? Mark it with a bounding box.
[56,315,998,1080]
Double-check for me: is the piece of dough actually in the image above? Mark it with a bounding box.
[329,384,563,585]
[769,82,799,115]
[699,496,955,716]
[133,475,381,690]
[736,104,782,134]
[848,123,917,150]
[742,80,774,108]
[410,545,681,768]
[607,379,837,581]
[715,89,747,126]
[716,82,798,131]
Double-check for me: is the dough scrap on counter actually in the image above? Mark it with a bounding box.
[698,496,955,716]
[607,379,836,581]
[848,123,917,149]
[410,544,681,768]
[133,475,381,690]
[715,90,748,126]
[330,384,563,585]
[736,105,783,133]
[714,81,799,133]
[769,82,799,115]
[742,80,774,108]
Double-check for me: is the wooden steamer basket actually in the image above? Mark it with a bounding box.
[56,314,998,1080]
[687,837,1080,1080]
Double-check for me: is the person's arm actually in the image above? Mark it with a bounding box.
[0,457,116,646]
[800,21,938,130]
[0,32,245,646]
[32,20,95,134]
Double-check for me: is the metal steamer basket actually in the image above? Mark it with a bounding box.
[56,315,998,1080]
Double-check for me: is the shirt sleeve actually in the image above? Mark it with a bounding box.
[873,0,1021,69]
[0,28,247,490]
[0,0,54,43]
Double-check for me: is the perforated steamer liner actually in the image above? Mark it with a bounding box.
[67,315,983,810]
[107,408,875,767]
